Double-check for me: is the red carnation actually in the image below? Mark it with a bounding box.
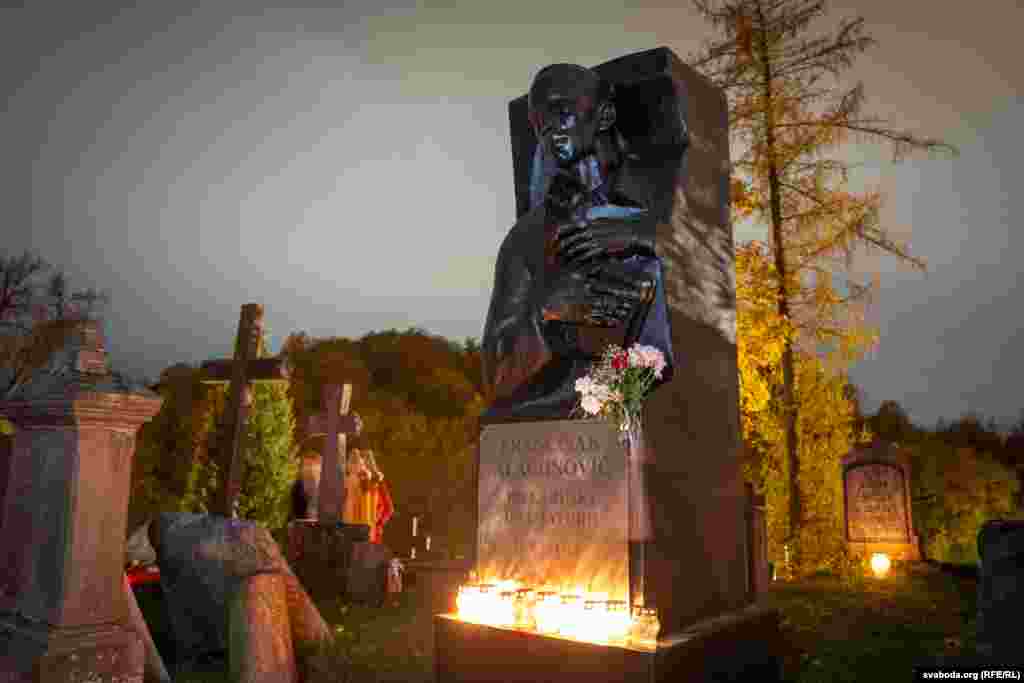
[612,352,628,371]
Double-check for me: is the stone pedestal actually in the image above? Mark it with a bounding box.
[434,605,781,683]
[0,321,162,682]
[286,520,391,605]
[406,559,473,616]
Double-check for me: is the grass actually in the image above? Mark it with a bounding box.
[765,562,979,682]
[135,561,980,682]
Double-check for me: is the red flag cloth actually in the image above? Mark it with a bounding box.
[126,564,161,587]
[373,480,395,544]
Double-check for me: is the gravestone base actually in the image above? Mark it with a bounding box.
[0,618,144,683]
[286,521,391,605]
[406,559,473,616]
[433,605,781,683]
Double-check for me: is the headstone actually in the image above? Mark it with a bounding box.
[199,303,289,517]
[477,419,629,598]
[437,48,781,683]
[150,513,332,676]
[841,440,921,560]
[0,320,162,683]
[975,519,1024,664]
[286,384,388,603]
[487,46,750,626]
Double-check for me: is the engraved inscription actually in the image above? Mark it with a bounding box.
[845,463,909,543]
[477,420,628,599]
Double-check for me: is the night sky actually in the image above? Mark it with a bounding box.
[3,1,1021,428]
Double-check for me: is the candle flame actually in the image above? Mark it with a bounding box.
[454,580,652,647]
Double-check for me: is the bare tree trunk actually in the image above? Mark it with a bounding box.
[755,0,802,563]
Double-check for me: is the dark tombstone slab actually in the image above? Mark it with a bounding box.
[438,47,782,682]
[285,520,391,605]
[484,46,752,630]
[842,440,921,560]
[477,419,629,599]
[151,512,331,678]
[976,519,1024,665]
[153,513,290,671]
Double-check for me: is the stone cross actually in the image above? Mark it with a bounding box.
[305,383,361,523]
[200,304,289,518]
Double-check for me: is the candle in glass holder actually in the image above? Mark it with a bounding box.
[534,591,560,634]
[496,590,516,626]
[559,594,583,638]
[514,588,536,629]
[605,600,629,641]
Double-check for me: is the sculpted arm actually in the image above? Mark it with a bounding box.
[482,236,551,401]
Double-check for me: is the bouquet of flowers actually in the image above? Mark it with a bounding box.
[573,343,667,438]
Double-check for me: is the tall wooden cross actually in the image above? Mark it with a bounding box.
[305,383,361,523]
[200,303,289,518]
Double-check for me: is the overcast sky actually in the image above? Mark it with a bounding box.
[3,0,1021,429]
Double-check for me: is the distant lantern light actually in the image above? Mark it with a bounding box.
[870,553,891,578]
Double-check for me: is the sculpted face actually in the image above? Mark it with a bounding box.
[528,64,614,165]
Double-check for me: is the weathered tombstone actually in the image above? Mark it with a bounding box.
[975,519,1024,664]
[435,47,782,683]
[199,303,289,517]
[0,320,162,683]
[150,512,333,679]
[842,440,921,561]
[286,384,392,605]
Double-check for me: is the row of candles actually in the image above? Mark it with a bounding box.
[454,581,660,648]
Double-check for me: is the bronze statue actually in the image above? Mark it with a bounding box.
[482,63,679,419]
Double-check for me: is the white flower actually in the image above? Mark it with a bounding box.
[590,382,614,401]
[574,376,595,396]
[581,394,604,415]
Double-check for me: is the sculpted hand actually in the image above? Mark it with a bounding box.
[544,171,588,220]
[539,263,655,327]
[555,216,655,267]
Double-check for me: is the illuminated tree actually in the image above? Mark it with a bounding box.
[691,0,956,563]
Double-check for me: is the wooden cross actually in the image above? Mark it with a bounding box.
[305,383,361,523]
[199,303,289,518]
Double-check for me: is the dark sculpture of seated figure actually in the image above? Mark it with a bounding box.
[482,63,677,419]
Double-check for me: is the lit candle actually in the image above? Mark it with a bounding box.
[412,516,418,537]
[870,552,891,578]
[426,535,431,552]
